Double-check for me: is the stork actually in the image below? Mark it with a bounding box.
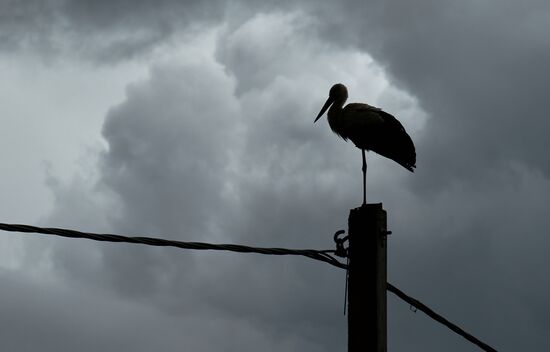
[314,83,416,205]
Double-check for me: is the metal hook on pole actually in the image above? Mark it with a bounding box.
[333,230,349,258]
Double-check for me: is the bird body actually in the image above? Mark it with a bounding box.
[316,84,416,172]
[314,83,416,204]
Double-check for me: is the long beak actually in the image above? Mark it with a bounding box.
[314,96,334,123]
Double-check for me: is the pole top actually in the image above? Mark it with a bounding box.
[353,202,383,212]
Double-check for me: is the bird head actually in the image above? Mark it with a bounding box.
[314,83,348,122]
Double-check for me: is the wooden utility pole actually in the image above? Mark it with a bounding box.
[347,203,388,352]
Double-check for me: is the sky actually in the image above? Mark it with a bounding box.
[1,0,549,350]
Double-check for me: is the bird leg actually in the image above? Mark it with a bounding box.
[362,149,367,206]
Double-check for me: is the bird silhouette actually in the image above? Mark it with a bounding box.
[314,83,416,205]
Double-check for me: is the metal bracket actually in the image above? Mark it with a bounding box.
[333,230,349,258]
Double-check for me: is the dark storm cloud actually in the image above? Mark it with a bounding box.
[314,0,550,189]
[0,0,61,54]
[380,164,550,350]
[0,0,227,61]
[1,268,299,352]
[87,60,241,299]
[39,13,408,350]
[300,4,550,348]
[2,0,317,62]
[101,62,239,234]
[8,1,550,351]
[69,62,344,352]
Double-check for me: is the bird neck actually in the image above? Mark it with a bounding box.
[327,98,347,137]
[328,97,346,118]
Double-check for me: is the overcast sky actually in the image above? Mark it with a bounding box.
[1,1,549,351]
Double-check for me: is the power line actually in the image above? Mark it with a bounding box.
[0,222,497,351]
[0,223,346,269]
[387,283,497,352]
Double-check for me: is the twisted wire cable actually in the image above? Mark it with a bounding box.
[0,223,346,269]
[0,223,497,351]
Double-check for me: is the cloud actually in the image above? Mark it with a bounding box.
[37,12,425,351]
[0,0,227,62]
[7,2,550,351]
[295,5,550,348]
[385,161,550,350]
[315,1,550,190]
[1,267,296,352]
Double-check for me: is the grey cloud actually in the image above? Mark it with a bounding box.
[215,5,550,351]
[17,1,550,351]
[94,61,242,299]
[215,12,319,95]
[40,13,419,350]
[0,0,226,62]
[386,164,550,350]
[315,1,550,189]
[0,268,299,352]
[0,0,61,54]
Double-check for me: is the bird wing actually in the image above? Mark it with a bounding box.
[344,103,382,114]
[345,103,408,132]
[340,103,385,132]
[342,104,417,171]
[373,110,416,171]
